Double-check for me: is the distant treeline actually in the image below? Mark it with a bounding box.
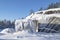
[47,2,60,9]
[0,19,15,29]
[29,2,60,14]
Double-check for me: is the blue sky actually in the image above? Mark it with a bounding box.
[0,0,60,21]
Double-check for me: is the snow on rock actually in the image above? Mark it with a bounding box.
[15,8,60,33]
[15,19,38,33]
[15,19,24,32]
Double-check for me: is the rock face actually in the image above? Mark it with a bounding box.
[15,8,60,33]
[38,17,60,33]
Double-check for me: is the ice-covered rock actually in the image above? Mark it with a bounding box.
[15,19,38,33]
[15,19,24,32]
[15,8,60,33]
[38,16,60,33]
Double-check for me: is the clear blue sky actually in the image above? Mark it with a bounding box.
[0,0,60,21]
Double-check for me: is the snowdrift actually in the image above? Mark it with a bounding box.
[0,28,15,34]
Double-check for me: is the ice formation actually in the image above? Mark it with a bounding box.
[15,8,60,33]
[15,19,38,33]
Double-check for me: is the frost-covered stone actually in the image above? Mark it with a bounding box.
[15,19,38,33]
[15,19,24,32]
[38,16,60,33]
[15,8,60,33]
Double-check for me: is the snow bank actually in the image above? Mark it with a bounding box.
[0,28,15,34]
[0,31,60,40]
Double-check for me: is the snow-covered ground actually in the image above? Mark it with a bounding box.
[0,8,60,40]
[0,31,60,40]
